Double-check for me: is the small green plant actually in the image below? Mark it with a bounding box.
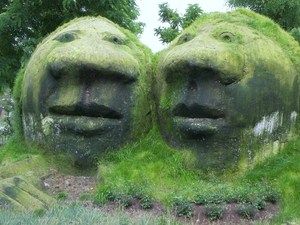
[235,187,252,204]
[33,208,47,217]
[115,194,133,207]
[79,193,91,201]
[70,201,83,207]
[140,195,154,209]
[263,187,281,203]
[172,196,193,218]
[204,204,226,221]
[92,192,107,206]
[56,192,69,201]
[237,203,257,219]
[251,196,266,210]
[194,190,229,205]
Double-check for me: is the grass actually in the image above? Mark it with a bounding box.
[0,204,182,225]
[0,127,300,224]
[93,127,300,223]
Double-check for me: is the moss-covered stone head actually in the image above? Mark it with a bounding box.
[155,9,300,171]
[20,17,152,168]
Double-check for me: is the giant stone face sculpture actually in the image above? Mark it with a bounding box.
[156,9,300,171]
[21,17,152,167]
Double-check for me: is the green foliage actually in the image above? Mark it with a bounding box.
[237,203,257,219]
[0,0,144,93]
[79,193,91,201]
[194,186,234,205]
[172,196,193,218]
[32,208,47,218]
[140,195,154,209]
[56,192,69,201]
[154,2,203,44]
[226,0,300,31]
[204,204,227,221]
[93,179,155,208]
[0,204,186,224]
[70,201,83,208]
[290,27,300,44]
[251,197,266,210]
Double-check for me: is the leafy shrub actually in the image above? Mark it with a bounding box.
[290,27,300,44]
[204,204,226,221]
[263,187,281,203]
[237,203,257,219]
[115,194,133,207]
[140,195,154,209]
[251,196,266,210]
[194,190,229,205]
[172,196,193,218]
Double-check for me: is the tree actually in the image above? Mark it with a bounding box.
[225,0,300,31]
[0,0,144,93]
[154,3,203,44]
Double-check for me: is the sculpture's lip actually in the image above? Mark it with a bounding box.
[173,116,226,135]
[171,103,225,135]
[44,113,122,135]
[48,103,123,119]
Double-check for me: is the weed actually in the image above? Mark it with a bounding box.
[204,203,227,221]
[140,195,154,209]
[115,194,133,207]
[172,196,193,218]
[56,192,69,201]
[70,201,83,207]
[237,203,257,219]
[32,208,46,217]
[251,196,267,210]
[92,192,107,206]
[79,193,91,201]
[194,191,228,205]
[262,186,281,203]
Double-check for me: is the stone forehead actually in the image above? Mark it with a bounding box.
[56,18,125,37]
[40,17,129,47]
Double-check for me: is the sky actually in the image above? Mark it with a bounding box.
[137,0,229,52]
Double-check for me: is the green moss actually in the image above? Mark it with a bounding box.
[178,9,300,71]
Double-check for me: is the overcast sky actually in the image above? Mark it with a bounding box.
[137,0,229,52]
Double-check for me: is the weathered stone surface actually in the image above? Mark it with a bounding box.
[20,17,153,168]
[0,157,56,211]
[155,9,300,171]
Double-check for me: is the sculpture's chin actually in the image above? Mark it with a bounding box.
[173,116,226,137]
[44,114,122,136]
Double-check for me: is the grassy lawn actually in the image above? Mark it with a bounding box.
[0,128,299,224]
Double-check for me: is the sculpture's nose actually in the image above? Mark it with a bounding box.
[176,67,226,117]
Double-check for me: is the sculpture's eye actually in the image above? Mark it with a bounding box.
[55,33,77,43]
[104,34,124,45]
[218,31,236,42]
[177,33,192,45]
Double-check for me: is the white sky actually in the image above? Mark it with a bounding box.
[137,0,229,52]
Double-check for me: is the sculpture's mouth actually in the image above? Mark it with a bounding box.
[46,103,123,135]
[49,103,123,119]
[172,103,225,135]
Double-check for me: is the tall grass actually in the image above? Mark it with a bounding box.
[0,204,182,225]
